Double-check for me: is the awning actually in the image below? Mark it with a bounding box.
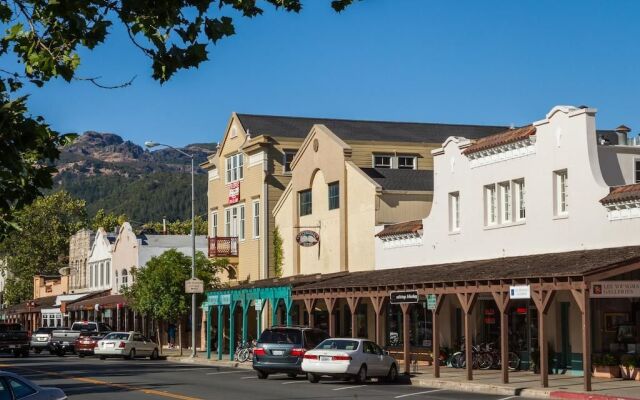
[66,294,128,311]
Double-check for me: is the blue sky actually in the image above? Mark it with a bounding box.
[24,0,640,146]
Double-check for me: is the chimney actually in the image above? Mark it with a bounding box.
[162,218,167,235]
[615,125,631,146]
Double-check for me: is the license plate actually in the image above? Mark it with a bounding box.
[319,356,331,362]
[272,350,284,356]
[38,337,46,341]
[8,345,16,349]
[106,343,114,348]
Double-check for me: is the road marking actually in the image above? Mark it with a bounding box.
[0,363,203,400]
[394,389,446,398]
[332,385,367,391]
[282,380,307,384]
[205,370,249,375]
[497,397,518,400]
[240,376,257,379]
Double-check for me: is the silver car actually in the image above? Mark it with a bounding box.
[0,371,66,399]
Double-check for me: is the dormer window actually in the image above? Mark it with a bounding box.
[283,150,296,173]
[373,155,392,168]
[398,156,417,170]
[226,153,244,183]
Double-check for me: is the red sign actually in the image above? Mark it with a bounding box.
[516,307,527,315]
[484,317,496,324]
[228,181,240,204]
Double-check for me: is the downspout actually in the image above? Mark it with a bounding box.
[262,155,269,279]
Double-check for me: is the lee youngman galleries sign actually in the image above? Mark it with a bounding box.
[228,181,240,204]
[590,281,640,298]
[390,290,419,304]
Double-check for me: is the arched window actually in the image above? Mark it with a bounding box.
[106,261,111,285]
[115,270,119,289]
[89,264,94,288]
[121,269,128,288]
[99,262,105,287]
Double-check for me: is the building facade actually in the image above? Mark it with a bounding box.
[86,228,115,292]
[66,228,94,293]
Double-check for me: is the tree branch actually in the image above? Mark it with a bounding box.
[74,75,137,89]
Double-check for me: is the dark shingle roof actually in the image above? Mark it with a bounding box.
[360,168,433,191]
[600,183,640,204]
[236,114,507,143]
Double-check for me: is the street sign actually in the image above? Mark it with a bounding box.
[509,285,531,299]
[220,294,231,305]
[185,278,204,294]
[390,290,419,304]
[426,294,437,310]
[254,299,263,311]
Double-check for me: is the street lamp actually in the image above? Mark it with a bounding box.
[145,140,197,358]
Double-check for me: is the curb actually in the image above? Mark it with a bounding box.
[412,377,551,398]
[166,356,253,370]
[550,391,640,400]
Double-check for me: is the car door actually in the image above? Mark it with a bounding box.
[362,341,382,376]
[5,376,37,400]
[133,334,149,355]
[372,342,392,374]
[0,378,12,400]
[141,336,155,354]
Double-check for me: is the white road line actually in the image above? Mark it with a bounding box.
[497,397,518,400]
[394,389,446,398]
[282,380,307,385]
[241,376,257,380]
[206,370,250,375]
[332,385,367,391]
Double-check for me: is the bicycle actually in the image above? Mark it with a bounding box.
[235,339,256,363]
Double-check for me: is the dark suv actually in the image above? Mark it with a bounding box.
[252,326,329,379]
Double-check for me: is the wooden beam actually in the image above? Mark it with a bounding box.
[323,297,337,337]
[400,303,411,375]
[432,294,445,378]
[581,289,592,391]
[303,298,317,328]
[370,296,386,345]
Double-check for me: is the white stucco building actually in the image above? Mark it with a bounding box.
[86,228,116,292]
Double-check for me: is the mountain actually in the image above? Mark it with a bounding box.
[53,131,216,223]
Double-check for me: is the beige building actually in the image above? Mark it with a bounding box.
[66,228,95,293]
[203,113,506,284]
[32,275,69,299]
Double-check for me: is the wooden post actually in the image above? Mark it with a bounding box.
[400,303,411,375]
[303,299,316,328]
[206,307,212,359]
[242,301,249,343]
[491,291,511,384]
[217,306,224,361]
[431,294,445,379]
[346,297,361,338]
[229,302,236,361]
[456,292,478,381]
[571,288,592,391]
[370,296,385,345]
[324,297,337,337]
[532,289,555,388]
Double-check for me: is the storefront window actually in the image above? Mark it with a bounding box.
[385,303,432,348]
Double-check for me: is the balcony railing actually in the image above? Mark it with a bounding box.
[208,236,239,258]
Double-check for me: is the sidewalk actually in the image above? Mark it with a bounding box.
[164,352,640,400]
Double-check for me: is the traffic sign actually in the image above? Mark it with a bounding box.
[254,299,263,311]
[185,277,204,294]
[426,294,437,310]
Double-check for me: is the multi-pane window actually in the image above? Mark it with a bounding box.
[635,159,640,183]
[100,262,105,287]
[239,205,245,240]
[515,180,526,220]
[121,269,128,288]
[398,156,417,170]
[283,150,296,173]
[89,263,94,288]
[299,190,312,216]
[499,182,512,223]
[449,192,460,231]
[555,170,568,215]
[485,185,497,225]
[252,201,260,238]
[224,204,245,239]
[106,261,110,285]
[225,153,244,183]
[373,155,392,168]
[328,182,339,210]
[211,211,218,237]
[115,270,119,289]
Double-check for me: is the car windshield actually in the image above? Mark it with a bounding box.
[316,339,359,351]
[258,329,302,344]
[104,333,129,341]
[71,323,96,331]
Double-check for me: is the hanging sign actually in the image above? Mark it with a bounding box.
[426,294,437,310]
[208,294,219,306]
[103,309,112,318]
[228,182,240,204]
[296,230,320,247]
[185,277,204,294]
[220,294,231,305]
[509,285,531,299]
[254,299,263,311]
[390,290,419,304]
[590,281,640,298]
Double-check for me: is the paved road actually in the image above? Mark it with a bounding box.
[0,354,526,399]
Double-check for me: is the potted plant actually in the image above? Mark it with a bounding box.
[619,354,640,381]
[592,353,621,378]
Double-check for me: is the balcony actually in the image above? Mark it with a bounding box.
[208,237,239,258]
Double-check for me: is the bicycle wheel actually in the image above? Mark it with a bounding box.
[478,353,493,370]
[237,348,250,363]
[508,352,521,371]
[450,352,462,368]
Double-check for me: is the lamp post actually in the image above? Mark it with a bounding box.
[145,141,197,357]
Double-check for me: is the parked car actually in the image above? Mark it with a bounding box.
[0,323,30,357]
[51,321,112,355]
[0,370,66,399]
[95,332,159,360]
[302,338,398,383]
[74,331,105,358]
[252,325,329,379]
[30,327,59,354]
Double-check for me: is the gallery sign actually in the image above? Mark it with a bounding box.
[296,230,319,247]
[590,281,640,298]
[228,181,240,204]
[390,290,419,304]
[509,285,531,299]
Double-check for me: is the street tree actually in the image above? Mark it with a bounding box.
[0,0,357,238]
[91,209,128,232]
[122,249,225,355]
[141,215,208,235]
[0,191,87,304]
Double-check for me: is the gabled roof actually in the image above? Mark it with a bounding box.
[600,183,640,205]
[360,168,433,191]
[236,114,507,143]
[463,125,536,155]
[375,220,423,237]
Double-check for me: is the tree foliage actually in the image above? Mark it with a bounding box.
[141,215,208,235]
[0,191,87,304]
[91,209,128,232]
[122,249,224,322]
[272,225,283,278]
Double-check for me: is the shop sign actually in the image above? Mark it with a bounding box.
[509,285,531,299]
[590,281,640,298]
[208,295,219,306]
[426,294,437,310]
[296,230,320,247]
[228,181,240,204]
[254,299,263,311]
[220,294,231,305]
[484,317,496,324]
[185,277,204,294]
[104,309,112,318]
[390,290,419,304]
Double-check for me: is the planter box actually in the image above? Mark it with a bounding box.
[620,366,640,381]
[593,365,621,379]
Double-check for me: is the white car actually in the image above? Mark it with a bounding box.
[95,331,159,360]
[302,338,398,383]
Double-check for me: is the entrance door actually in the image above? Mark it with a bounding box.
[559,302,571,372]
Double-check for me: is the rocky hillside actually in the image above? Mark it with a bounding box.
[53,132,215,222]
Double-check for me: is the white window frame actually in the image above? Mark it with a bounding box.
[397,155,417,170]
[554,170,568,216]
[373,154,392,169]
[499,182,512,223]
[449,192,460,232]
[211,211,218,238]
[224,204,245,240]
[225,153,244,183]
[106,261,110,285]
[514,179,526,221]
[485,184,497,226]
[252,200,260,239]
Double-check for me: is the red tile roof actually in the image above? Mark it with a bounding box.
[67,294,127,311]
[600,183,640,204]
[463,125,536,155]
[375,220,423,237]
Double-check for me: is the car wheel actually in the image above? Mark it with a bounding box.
[287,373,297,379]
[150,349,159,360]
[99,356,106,360]
[385,364,398,383]
[256,370,269,380]
[78,354,85,358]
[307,373,319,383]
[354,365,367,383]
[21,350,29,358]
[34,349,42,354]
[126,349,136,360]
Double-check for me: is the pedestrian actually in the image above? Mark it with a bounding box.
[168,323,177,349]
